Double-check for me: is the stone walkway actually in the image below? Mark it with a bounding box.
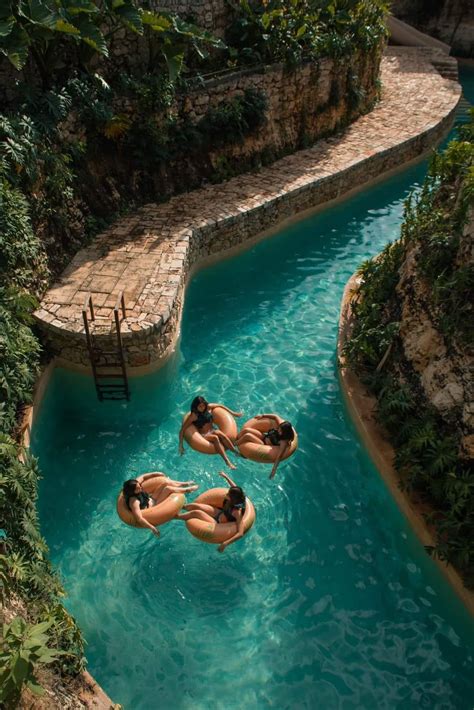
[35,48,461,369]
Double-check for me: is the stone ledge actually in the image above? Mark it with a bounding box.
[337,271,474,617]
[35,49,462,370]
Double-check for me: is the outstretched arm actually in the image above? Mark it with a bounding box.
[219,470,237,488]
[130,500,160,537]
[178,413,195,454]
[269,441,289,479]
[218,511,245,552]
[209,403,243,417]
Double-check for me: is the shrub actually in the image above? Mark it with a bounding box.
[0,617,65,708]
[198,88,268,147]
[344,116,474,585]
[226,0,388,66]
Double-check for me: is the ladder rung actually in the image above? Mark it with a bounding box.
[96,373,125,379]
[97,384,128,389]
[100,395,129,401]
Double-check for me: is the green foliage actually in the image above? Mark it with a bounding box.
[0,180,48,291]
[84,83,268,167]
[0,616,65,707]
[226,0,388,66]
[198,88,268,147]
[0,288,40,432]
[345,116,474,586]
[401,119,474,345]
[0,0,223,86]
[344,240,404,371]
[0,434,85,673]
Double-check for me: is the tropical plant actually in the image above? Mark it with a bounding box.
[0,0,224,86]
[0,617,65,707]
[345,115,474,585]
[198,87,267,147]
[226,0,388,66]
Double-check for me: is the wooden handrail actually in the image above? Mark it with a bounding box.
[82,293,95,322]
[81,291,129,401]
[114,291,126,321]
[113,292,129,400]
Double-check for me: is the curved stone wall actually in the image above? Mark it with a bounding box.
[34,49,461,370]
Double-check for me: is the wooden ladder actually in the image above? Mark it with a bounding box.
[82,292,130,402]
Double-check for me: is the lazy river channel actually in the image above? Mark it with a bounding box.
[32,72,474,709]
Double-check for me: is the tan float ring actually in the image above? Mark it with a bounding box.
[183,406,238,455]
[117,474,185,528]
[185,487,256,544]
[237,416,298,464]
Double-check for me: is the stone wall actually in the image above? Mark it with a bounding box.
[176,51,379,166]
[154,0,231,36]
[53,47,381,226]
[396,208,474,459]
[391,0,474,57]
[36,97,458,370]
[0,0,231,101]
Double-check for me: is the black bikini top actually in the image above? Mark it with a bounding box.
[222,498,246,523]
[264,428,281,446]
[126,490,150,511]
[194,410,213,430]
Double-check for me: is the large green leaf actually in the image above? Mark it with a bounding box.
[25,679,45,696]
[0,25,30,69]
[114,2,142,34]
[0,16,14,38]
[63,0,100,16]
[19,0,57,29]
[162,46,183,82]
[141,10,172,32]
[55,17,80,34]
[11,654,30,686]
[74,14,108,55]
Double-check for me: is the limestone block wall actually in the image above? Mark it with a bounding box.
[37,107,456,371]
[154,0,231,35]
[175,50,380,165]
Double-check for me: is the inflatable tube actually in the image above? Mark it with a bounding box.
[185,487,256,544]
[117,475,185,528]
[183,406,238,455]
[237,416,298,463]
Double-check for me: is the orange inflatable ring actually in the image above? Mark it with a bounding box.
[185,487,256,544]
[237,416,298,464]
[183,406,238,455]
[117,475,185,528]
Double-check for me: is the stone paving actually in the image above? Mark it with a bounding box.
[35,48,462,369]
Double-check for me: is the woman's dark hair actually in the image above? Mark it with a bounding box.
[191,396,208,413]
[228,486,245,505]
[279,421,294,441]
[123,479,139,498]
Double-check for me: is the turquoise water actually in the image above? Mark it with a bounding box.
[32,87,474,708]
[459,63,474,105]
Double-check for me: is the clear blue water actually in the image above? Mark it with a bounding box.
[32,73,474,709]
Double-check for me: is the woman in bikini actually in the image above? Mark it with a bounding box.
[177,471,246,553]
[178,396,242,469]
[236,414,295,479]
[122,473,198,537]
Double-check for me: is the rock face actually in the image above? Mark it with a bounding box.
[396,209,474,459]
[391,0,474,57]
